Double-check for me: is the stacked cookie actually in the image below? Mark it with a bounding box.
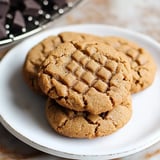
[23,32,156,138]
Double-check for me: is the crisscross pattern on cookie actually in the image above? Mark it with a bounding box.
[23,32,104,93]
[104,36,156,93]
[65,50,115,93]
[39,41,132,114]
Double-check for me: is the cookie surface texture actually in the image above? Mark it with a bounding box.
[23,32,103,94]
[38,41,132,114]
[45,96,132,138]
[104,36,157,93]
[23,36,62,93]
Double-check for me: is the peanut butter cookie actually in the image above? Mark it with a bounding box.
[38,41,132,114]
[45,96,132,138]
[103,36,157,93]
[23,32,103,94]
[23,36,61,93]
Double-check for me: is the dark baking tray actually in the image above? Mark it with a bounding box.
[0,0,82,48]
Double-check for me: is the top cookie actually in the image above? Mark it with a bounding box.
[38,41,132,114]
[103,36,157,93]
[23,32,103,94]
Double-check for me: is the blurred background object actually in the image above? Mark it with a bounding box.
[0,0,81,47]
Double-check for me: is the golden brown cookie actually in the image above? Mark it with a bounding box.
[38,41,132,114]
[23,32,103,94]
[45,96,132,138]
[23,36,62,93]
[103,36,157,93]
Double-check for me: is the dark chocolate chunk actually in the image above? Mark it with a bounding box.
[0,0,10,18]
[10,0,23,8]
[23,0,41,17]
[0,0,10,4]
[0,17,5,25]
[50,0,66,7]
[13,10,25,28]
[0,23,7,39]
[0,0,10,3]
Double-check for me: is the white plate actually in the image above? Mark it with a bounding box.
[0,24,160,160]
